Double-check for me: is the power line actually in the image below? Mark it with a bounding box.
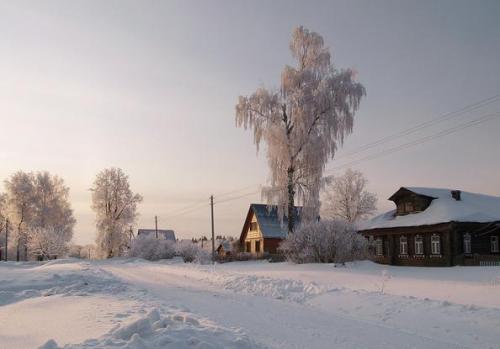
[325,112,500,174]
[213,183,261,199]
[336,93,500,160]
[163,201,208,219]
[213,189,261,205]
[165,95,500,220]
[167,111,500,215]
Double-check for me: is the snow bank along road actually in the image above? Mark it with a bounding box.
[1,259,499,349]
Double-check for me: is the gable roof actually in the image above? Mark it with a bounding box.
[216,240,233,252]
[137,229,176,241]
[240,203,302,240]
[359,187,500,231]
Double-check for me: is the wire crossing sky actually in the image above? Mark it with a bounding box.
[1,0,499,244]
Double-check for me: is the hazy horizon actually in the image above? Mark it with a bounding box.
[1,0,499,245]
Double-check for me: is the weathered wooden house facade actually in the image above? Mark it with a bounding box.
[359,187,500,266]
[239,204,301,255]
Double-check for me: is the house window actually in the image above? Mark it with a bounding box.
[399,236,408,255]
[375,238,383,256]
[405,201,414,213]
[431,234,441,255]
[463,233,472,254]
[415,235,424,255]
[250,222,258,231]
[245,241,251,252]
[491,236,499,253]
[255,240,261,253]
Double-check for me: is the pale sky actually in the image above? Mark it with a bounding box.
[1,0,499,244]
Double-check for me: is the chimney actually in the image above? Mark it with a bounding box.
[451,190,461,201]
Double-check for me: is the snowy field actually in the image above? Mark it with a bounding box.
[0,259,499,349]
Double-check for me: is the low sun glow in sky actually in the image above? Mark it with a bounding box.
[1,0,499,244]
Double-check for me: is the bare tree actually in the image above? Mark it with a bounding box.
[322,169,377,223]
[236,26,365,233]
[91,168,142,258]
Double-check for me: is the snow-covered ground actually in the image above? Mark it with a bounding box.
[0,259,499,349]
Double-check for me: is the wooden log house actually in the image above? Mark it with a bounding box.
[358,187,500,266]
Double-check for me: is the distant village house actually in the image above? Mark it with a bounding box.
[216,240,233,257]
[358,187,500,266]
[239,204,301,255]
[137,229,176,241]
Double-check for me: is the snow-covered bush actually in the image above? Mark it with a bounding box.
[28,227,72,260]
[129,236,175,261]
[176,241,211,264]
[279,220,370,264]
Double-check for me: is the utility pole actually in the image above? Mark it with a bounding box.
[210,195,215,263]
[155,215,158,239]
[129,225,133,247]
[4,219,8,262]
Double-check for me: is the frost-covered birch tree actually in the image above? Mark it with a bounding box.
[4,171,75,260]
[236,26,365,233]
[91,168,142,258]
[322,169,377,223]
[31,172,75,236]
[28,172,75,259]
[4,171,35,261]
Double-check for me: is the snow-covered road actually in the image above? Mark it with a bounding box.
[1,259,499,349]
[102,260,500,349]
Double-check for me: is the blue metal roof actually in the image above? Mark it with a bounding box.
[250,204,302,239]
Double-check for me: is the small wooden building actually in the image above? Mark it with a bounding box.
[216,240,233,257]
[239,204,301,255]
[359,187,500,266]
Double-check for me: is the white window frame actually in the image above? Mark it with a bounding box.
[491,236,499,253]
[415,235,424,255]
[463,233,472,254]
[400,235,408,255]
[431,234,441,255]
[375,238,383,256]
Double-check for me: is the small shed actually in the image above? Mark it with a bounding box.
[216,240,233,257]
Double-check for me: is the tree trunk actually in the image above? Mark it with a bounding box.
[16,237,20,262]
[287,166,295,234]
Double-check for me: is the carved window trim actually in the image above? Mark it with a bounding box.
[431,234,441,255]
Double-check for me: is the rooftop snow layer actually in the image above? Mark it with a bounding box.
[359,187,500,230]
[138,229,176,241]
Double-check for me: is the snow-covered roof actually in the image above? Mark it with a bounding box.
[359,187,500,231]
[137,229,176,241]
[217,240,233,252]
